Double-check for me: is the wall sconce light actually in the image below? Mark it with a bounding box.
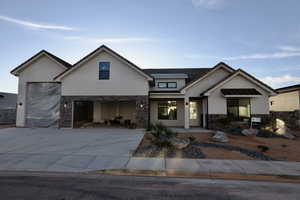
[64,102,68,108]
[185,102,189,106]
[18,102,23,107]
[140,104,144,108]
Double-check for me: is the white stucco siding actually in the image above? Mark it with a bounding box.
[151,78,186,91]
[270,91,300,111]
[61,51,149,96]
[185,68,230,97]
[150,100,184,127]
[208,75,270,115]
[16,55,66,127]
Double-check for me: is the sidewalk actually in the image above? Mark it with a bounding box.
[124,158,300,176]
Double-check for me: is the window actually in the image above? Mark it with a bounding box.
[227,98,250,121]
[158,101,177,120]
[189,102,198,120]
[158,82,167,88]
[167,82,177,88]
[99,62,110,80]
[157,82,177,88]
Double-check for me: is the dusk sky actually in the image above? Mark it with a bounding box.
[1,0,300,93]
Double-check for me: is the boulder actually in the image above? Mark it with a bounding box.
[212,131,228,143]
[242,128,259,136]
[275,119,296,139]
[169,137,190,149]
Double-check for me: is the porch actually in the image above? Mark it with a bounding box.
[149,97,208,129]
[60,96,149,128]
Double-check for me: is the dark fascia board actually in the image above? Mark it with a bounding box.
[276,84,300,93]
[54,45,152,80]
[10,50,72,75]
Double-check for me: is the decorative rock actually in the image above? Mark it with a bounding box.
[212,131,228,143]
[169,137,190,149]
[275,119,296,139]
[242,128,259,136]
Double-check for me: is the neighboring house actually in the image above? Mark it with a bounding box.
[270,84,300,112]
[0,92,17,124]
[11,45,277,129]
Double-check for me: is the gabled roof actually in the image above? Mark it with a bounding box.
[180,62,235,93]
[54,45,152,81]
[143,68,210,84]
[11,50,72,76]
[201,69,277,96]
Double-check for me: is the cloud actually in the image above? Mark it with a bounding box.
[277,45,300,52]
[260,74,300,87]
[221,52,300,60]
[0,15,76,30]
[64,36,155,44]
[191,0,225,9]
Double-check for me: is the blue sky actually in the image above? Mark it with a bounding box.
[1,0,300,93]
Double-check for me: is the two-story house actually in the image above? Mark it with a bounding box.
[11,45,277,129]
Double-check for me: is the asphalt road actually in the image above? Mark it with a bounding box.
[0,172,299,200]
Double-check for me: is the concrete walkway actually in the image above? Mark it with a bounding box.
[0,128,144,172]
[125,157,300,176]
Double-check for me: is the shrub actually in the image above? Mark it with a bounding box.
[257,145,269,152]
[188,136,196,142]
[149,123,177,148]
[281,144,287,148]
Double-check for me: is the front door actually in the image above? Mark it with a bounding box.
[189,101,201,127]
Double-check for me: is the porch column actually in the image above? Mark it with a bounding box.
[184,97,190,129]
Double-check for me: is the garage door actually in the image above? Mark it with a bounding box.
[26,83,61,127]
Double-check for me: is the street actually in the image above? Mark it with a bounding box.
[0,172,299,200]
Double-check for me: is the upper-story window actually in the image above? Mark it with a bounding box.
[158,82,177,88]
[99,62,110,80]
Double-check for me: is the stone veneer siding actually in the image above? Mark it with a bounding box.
[207,114,270,130]
[59,96,149,128]
[270,110,300,129]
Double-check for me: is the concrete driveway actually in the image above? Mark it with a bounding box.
[0,128,144,172]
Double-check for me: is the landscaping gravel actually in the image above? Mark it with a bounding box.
[191,141,276,161]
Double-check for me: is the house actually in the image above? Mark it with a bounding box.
[11,45,277,129]
[0,92,17,124]
[270,84,300,112]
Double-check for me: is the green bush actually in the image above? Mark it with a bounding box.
[148,123,177,148]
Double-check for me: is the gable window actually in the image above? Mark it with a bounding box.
[158,101,177,120]
[99,62,110,80]
[227,98,250,121]
[158,82,177,88]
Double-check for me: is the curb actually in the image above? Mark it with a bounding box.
[88,169,300,183]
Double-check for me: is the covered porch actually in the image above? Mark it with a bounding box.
[149,94,208,129]
[60,96,149,128]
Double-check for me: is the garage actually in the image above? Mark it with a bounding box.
[25,82,61,127]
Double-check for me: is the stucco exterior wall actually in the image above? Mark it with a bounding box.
[61,51,149,96]
[269,91,300,111]
[151,78,186,91]
[208,75,270,115]
[16,55,66,127]
[150,100,184,127]
[185,68,231,97]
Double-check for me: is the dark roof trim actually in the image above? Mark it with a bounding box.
[276,84,300,93]
[11,50,72,75]
[221,88,261,96]
[54,45,152,80]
